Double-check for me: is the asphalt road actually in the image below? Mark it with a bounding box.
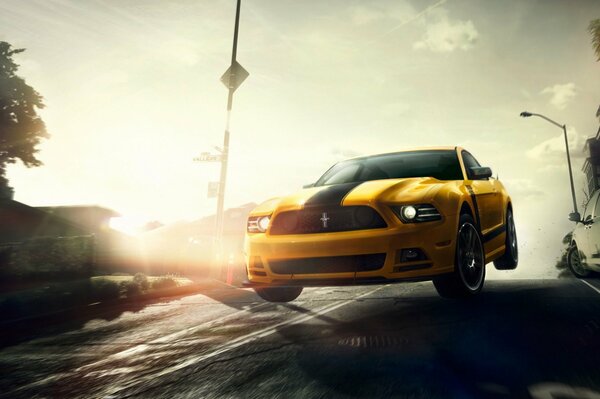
[2,278,600,399]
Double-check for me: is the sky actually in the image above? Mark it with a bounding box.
[1,0,600,276]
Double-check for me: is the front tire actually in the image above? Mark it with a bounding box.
[494,208,518,270]
[567,244,591,278]
[254,286,303,302]
[433,214,486,298]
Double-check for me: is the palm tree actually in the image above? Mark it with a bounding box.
[590,19,600,61]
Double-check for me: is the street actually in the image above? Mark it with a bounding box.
[2,278,600,399]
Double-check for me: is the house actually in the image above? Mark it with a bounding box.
[0,199,89,243]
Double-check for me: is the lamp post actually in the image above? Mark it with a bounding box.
[520,111,580,220]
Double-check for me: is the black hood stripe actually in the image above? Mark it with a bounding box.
[304,182,363,207]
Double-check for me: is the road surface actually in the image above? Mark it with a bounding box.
[2,278,600,398]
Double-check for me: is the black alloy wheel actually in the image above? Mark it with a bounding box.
[567,244,591,278]
[433,213,486,298]
[254,286,303,302]
[494,208,518,270]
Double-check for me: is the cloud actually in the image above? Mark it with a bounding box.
[502,178,545,200]
[349,5,386,26]
[541,83,577,110]
[527,127,586,161]
[413,10,479,53]
[385,0,447,34]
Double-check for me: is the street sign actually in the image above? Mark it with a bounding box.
[220,61,249,92]
[208,181,220,198]
[194,152,222,162]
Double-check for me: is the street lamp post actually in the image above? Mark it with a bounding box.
[520,111,580,220]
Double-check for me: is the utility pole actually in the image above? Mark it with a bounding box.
[214,0,248,278]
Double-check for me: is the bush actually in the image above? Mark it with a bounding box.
[0,236,94,281]
[120,280,142,298]
[91,278,120,301]
[133,273,150,291]
[151,276,178,290]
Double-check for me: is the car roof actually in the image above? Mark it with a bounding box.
[345,146,463,161]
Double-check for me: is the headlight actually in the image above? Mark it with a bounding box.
[247,215,271,233]
[392,204,442,223]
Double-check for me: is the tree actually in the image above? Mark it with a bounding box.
[590,19,600,62]
[0,41,48,199]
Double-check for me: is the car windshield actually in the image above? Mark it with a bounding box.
[315,150,464,186]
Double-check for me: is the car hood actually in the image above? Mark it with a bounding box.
[251,178,446,215]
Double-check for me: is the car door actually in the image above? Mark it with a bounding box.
[581,191,600,266]
[461,151,502,236]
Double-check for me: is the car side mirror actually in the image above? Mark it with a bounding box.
[569,212,581,223]
[303,183,315,189]
[469,166,493,180]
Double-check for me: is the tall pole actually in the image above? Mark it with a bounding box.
[563,124,579,214]
[215,0,242,278]
[520,111,579,217]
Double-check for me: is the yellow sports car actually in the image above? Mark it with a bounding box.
[244,147,517,302]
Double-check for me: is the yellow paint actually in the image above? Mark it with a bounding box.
[245,147,511,285]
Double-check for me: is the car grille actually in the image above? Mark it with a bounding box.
[269,253,386,274]
[269,206,387,235]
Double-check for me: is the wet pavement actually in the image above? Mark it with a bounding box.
[2,278,600,398]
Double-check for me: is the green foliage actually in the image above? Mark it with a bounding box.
[0,41,49,193]
[90,278,120,301]
[590,19,600,62]
[133,273,150,291]
[151,276,178,290]
[120,280,141,298]
[0,236,94,280]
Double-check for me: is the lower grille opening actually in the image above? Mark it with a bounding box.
[269,253,386,275]
[393,263,432,273]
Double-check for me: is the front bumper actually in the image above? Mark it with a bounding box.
[244,218,457,286]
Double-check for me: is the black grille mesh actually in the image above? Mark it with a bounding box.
[269,253,386,274]
[269,206,387,235]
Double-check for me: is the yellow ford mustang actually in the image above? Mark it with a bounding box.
[244,147,517,302]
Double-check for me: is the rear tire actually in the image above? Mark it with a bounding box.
[433,214,486,298]
[567,244,591,278]
[494,208,518,270]
[254,286,303,302]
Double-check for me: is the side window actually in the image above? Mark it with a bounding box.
[462,151,481,180]
[584,191,599,221]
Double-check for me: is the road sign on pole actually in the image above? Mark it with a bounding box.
[194,152,222,162]
[213,0,247,280]
[220,61,249,93]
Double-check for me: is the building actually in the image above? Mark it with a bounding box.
[0,199,89,243]
[583,126,600,197]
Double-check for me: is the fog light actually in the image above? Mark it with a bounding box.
[397,248,427,263]
[402,206,417,220]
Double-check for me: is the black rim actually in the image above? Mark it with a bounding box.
[457,223,485,290]
[569,248,587,276]
[507,211,518,262]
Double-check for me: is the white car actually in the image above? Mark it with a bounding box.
[569,190,600,277]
